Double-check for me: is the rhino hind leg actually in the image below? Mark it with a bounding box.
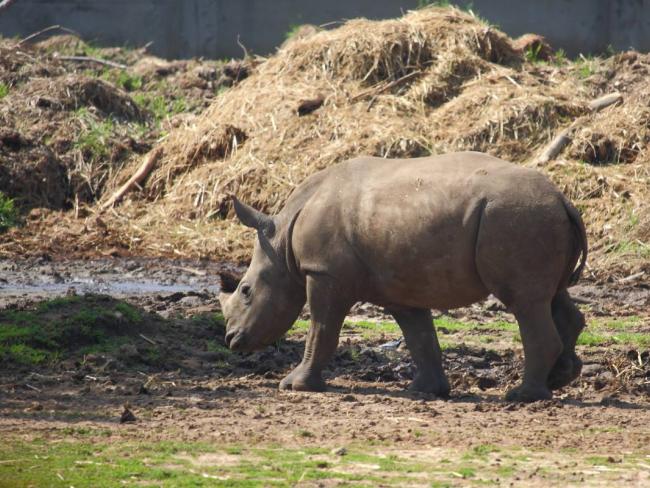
[390,307,450,397]
[279,275,351,392]
[505,302,563,402]
[547,289,585,390]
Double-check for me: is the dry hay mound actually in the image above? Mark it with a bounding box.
[104,7,594,258]
[109,6,530,219]
[4,7,648,278]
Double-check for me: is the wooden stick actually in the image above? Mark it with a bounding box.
[618,271,645,284]
[588,92,622,112]
[535,127,574,165]
[139,334,157,345]
[533,92,624,166]
[18,25,79,46]
[351,70,421,101]
[100,147,163,211]
[56,55,127,70]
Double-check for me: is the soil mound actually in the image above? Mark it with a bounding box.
[0,34,254,212]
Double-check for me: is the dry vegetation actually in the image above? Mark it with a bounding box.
[1,6,648,279]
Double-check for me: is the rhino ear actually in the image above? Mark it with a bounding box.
[232,196,275,236]
[219,271,241,293]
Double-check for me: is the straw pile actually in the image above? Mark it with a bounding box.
[4,6,650,279]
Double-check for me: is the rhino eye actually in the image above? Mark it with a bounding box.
[240,283,252,298]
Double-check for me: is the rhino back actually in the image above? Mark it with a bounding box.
[292,152,568,308]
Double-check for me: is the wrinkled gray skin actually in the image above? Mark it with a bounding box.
[219,152,588,402]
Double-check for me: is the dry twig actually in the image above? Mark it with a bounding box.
[18,25,79,46]
[533,92,624,166]
[56,54,127,70]
[100,147,164,211]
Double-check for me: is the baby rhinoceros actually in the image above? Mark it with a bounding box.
[219,152,587,402]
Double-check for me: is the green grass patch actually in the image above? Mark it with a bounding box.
[132,92,188,125]
[284,24,303,40]
[0,81,8,99]
[470,444,500,458]
[1,439,646,487]
[605,240,650,259]
[576,56,597,78]
[0,441,426,487]
[106,70,143,91]
[577,330,650,347]
[591,316,642,330]
[576,315,649,347]
[0,191,19,232]
[206,340,232,354]
[0,295,147,365]
[74,108,116,162]
[525,43,544,63]
[293,313,646,350]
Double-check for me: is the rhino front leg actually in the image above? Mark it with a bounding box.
[391,308,450,397]
[280,275,351,392]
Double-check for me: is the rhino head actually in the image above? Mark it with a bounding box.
[218,197,306,352]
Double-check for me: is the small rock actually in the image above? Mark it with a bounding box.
[485,295,507,311]
[341,394,357,402]
[117,344,139,360]
[179,295,202,307]
[331,447,347,456]
[379,338,403,350]
[477,376,498,390]
[297,95,325,116]
[581,363,604,377]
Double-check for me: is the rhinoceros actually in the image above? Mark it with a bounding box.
[219,152,587,402]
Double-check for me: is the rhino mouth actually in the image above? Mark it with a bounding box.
[225,328,245,350]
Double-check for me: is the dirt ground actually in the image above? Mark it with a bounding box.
[1,258,648,486]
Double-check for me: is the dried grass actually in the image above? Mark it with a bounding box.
[23,75,143,120]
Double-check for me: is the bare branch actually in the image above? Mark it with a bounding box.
[18,25,79,46]
[532,92,624,166]
[56,55,127,70]
[100,147,164,211]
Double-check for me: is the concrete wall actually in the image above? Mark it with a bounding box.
[0,0,648,59]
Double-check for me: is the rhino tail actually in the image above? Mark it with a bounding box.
[560,194,588,287]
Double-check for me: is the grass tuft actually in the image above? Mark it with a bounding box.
[0,191,19,232]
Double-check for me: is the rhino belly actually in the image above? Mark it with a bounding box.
[352,196,489,310]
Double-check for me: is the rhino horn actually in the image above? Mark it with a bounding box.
[232,196,275,236]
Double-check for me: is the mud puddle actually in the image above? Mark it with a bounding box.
[0,257,241,310]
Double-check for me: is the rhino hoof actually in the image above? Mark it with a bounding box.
[505,384,552,403]
[547,353,582,390]
[408,375,450,398]
[279,368,326,392]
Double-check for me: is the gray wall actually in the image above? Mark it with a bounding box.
[0,0,648,59]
